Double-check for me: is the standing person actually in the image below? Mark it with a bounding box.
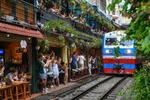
[70,52,78,80]
[88,56,92,75]
[91,57,96,68]
[36,0,43,23]
[61,62,68,84]
[37,53,51,94]
[57,57,64,84]
[71,52,78,70]
[79,53,86,70]
[51,56,60,86]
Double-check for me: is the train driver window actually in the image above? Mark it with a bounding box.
[122,40,133,46]
[105,38,117,45]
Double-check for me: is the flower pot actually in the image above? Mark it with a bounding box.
[6,15,14,22]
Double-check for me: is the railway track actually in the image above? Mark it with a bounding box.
[57,76,131,100]
[57,75,113,100]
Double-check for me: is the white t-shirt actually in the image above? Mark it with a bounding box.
[52,63,59,75]
[49,8,55,13]
[79,55,85,64]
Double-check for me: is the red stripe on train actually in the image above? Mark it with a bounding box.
[103,58,138,64]
[103,68,135,74]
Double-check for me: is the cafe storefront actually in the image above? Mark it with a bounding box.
[0,21,44,93]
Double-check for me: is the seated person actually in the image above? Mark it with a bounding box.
[79,15,86,23]
[18,70,27,82]
[69,12,77,21]
[49,4,60,14]
[61,11,68,19]
[5,69,18,84]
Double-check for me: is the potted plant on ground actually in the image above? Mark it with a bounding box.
[97,61,103,73]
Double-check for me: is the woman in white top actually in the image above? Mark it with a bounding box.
[79,53,86,70]
[49,4,60,14]
[50,56,60,86]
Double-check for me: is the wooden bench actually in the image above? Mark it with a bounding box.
[72,68,89,79]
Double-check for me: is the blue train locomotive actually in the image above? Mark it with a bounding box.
[102,30,142,74]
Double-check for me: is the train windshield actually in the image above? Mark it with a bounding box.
[122,40,133,46]
[105,38,117,45]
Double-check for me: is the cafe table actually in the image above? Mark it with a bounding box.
[0,85,13,100]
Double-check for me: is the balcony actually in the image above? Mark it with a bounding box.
[0,0,102,38]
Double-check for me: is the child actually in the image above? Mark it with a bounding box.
[61,62,68,84]
[18,70,27,82]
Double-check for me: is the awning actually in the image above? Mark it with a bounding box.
[0,22,44,39]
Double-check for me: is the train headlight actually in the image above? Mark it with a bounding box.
[106,50,111,54]
[125,49,131,54]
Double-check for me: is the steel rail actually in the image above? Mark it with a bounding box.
[99,76,127,100]
[71,76,114,100]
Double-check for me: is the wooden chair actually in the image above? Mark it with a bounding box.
[0,76,5,82]
[26,74,32,82]
[0,85,13,100]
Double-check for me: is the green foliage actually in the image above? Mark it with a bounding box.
[130,67,150,100]
[58,35,65,46]
[97,61,102,67]
[108,0,150,59]
[114,47,121,58]
[69,0,76,9]
[43,20,102,48]
[108,0,150,100]
[39,39,49,53]
[64,27,73,33]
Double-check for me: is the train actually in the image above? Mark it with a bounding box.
[102,30,142,74]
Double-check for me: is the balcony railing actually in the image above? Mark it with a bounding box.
[0,0,102,37]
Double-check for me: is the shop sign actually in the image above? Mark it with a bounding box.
[20,40,27,48]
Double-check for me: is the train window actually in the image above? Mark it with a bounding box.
[122,40,133,46]
[105,38,117,45]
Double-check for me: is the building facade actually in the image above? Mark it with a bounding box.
[106,0,131,26]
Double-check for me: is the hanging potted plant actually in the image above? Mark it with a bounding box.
[55,20,66,33]
[69,0,76,10]
[89,8,95,17]
[43,20,56,33]
[58,35,65,46]
[64,27,73,33]
[97,61,103,73]
[39,39,50,53]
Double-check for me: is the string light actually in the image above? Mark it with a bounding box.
[7,34,10,37]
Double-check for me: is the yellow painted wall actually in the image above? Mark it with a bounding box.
[61,45,68,64]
